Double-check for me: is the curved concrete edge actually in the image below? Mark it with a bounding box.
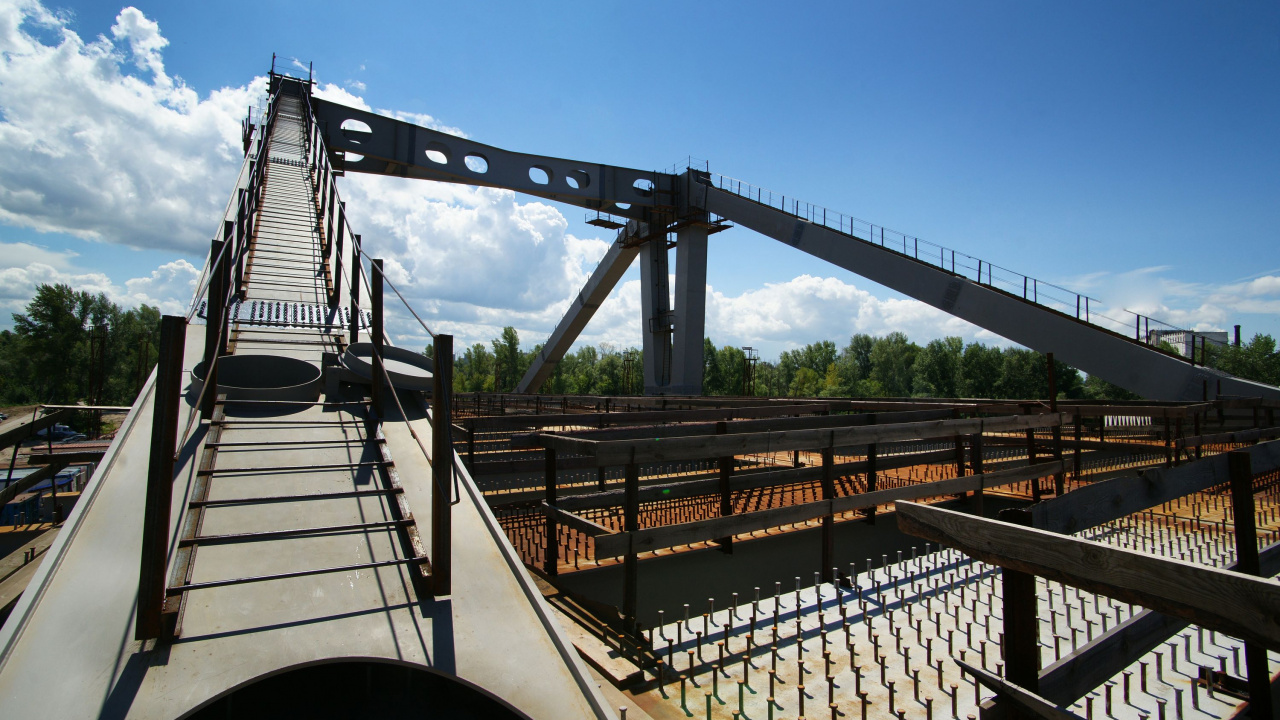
[452,450,618,720]
[0,369,157,672]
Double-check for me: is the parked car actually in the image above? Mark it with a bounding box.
[34,424,84,442]
[0,413,7,421]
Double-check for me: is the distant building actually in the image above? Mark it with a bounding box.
[1146,330,1229,358]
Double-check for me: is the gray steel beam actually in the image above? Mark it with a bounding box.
[312,98,675,220]
[670,222,708,395]
[515,222,648,393]
[698,185,1280,402]
[639,238,672,393]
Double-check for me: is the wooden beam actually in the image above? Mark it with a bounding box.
[896,501,1280,651]
[555,447,962,512]
[509,407,956,447]
[1038,541,1280,704]
[958,660,1085,720]
[541,413,1066,467]
[592,461,1063,558]
[464,402,834,432]
[1029,439,1280,534]
[542,503,613,537]
[1179,426,1280,449]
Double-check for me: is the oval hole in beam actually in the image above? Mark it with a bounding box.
[565,170,590,190]
[340,119,372,133]
[464,154,489,173]
[425,141,451,165]
[632,178,654,198]
[344,152,364,163]
[529,166,552,185]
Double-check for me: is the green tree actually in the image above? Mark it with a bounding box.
[958,343,1003,398]
[869,332,919,396]
[911,337,963,397]
[491,326,523,392]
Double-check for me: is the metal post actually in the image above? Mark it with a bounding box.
[349,234,361,344]
[999,508,1039,710]
[1227,451,1272,719]
[330,206,344,309]
[543,447,558,577]
[820,447,835,582]
[970,433,984,517]
[716,421,733,553]
[864,414,878,525]
[623,461,640,635]
[201,239,225,421]
[135,315,186,641]
[1025,421,1040,502]
[431,333,453,596]
[1047,353,1064,495]
[1073,417,1083,481]
[371,259,384,416]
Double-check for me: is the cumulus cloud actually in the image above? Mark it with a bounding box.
[0,254,197,324]
[0,1,263,252]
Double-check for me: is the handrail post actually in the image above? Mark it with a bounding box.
[432,333,454,596]
[349,234,361,344]
[135,315,186,641]
[201,238,225,421]
[371,258,384,417]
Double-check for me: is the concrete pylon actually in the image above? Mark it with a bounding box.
[639,237,672,393]
[670,222,708,395]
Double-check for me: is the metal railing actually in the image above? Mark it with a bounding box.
[704,171,1220,361]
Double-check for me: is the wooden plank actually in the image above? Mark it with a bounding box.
[958,660,1085,720]
[543,503,613,537]
[1029,439,1280,534]
[1038,541,1280,704]
[0,409,72,452]
[830,462,1063,515]
[0,462,70,507]
[1179,426,1280,449]
[897,501,1280,651]
[555,448,961,512]
[464,402,833,432]
[509,407,956,447]
[543,413,1066,466]
[592,461,1062,558]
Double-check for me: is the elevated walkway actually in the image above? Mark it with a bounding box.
[0,77,611,719]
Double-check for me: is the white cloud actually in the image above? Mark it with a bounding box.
[121,258,198,314]
[0,1,263,252]
[0,241,77,270]
[0,256,197,325]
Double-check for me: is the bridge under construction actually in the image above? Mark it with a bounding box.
[0,63,1277,719]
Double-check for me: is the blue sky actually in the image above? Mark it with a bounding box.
[1,0,1277,359]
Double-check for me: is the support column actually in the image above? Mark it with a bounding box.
[670,223,708,395]
[639,237,672,394]
[999,508,1039,712]
[1228,451,1272,719]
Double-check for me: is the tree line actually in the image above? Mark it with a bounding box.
[448,326,1280,400]
[0,284,160,407]
[3,283,1278,407]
